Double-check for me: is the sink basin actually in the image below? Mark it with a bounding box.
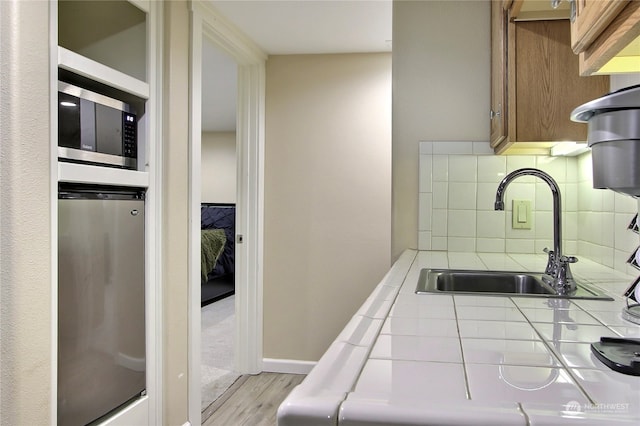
[429,270,554,294]
[415,269,614,300]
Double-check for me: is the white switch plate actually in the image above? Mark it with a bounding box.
[512,199,532,229]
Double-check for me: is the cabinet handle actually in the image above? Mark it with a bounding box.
[490,108,502,120]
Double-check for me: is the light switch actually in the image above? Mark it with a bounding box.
[512,200,531,229]
[518,205,527,223]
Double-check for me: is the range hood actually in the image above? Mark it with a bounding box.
[571,85,640,197]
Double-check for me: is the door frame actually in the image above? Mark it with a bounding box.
[188,1,267,423]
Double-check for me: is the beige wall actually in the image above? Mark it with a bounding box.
[162,0,190,424]
[0,1,53,424]
[264,53,392,361]
[392,0,491,259]
[201,132,237,203]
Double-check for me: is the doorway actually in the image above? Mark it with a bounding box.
[199,37,239,413]
[188,2,267,424]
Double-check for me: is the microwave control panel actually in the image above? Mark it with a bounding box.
[123,113,137,159]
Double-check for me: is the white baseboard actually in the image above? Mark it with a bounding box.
[262,358,316,375]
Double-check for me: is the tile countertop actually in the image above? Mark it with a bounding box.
[277,250,640,426]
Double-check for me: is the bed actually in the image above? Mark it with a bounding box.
[200,203,236,305]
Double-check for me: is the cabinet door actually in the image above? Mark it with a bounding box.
[578,1,640,75]
[516,20,609,142]
[571,0,629,53]
[490,1,508,148]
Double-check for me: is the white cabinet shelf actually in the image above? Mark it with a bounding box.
[58,162,149,188]
[58,46,149,99]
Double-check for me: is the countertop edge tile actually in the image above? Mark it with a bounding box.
[277,250,640,426]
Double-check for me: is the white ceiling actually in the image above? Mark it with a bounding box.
[202,0,392,132]
[211,0,393,55]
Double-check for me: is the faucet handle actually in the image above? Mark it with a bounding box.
[559,255,578,264]
[543,247,556,261]
[542,248,557,276]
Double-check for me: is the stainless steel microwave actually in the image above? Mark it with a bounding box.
[58,82,137,169]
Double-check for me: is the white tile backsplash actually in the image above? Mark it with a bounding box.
[476,183,499,211]
[506,157,536,182]
[476,211,506,239]
[535,156,567,181]
[477,156,506,183]
[603,190,616,212]
[614,213,639,252]
[418,193,432,231]
[505,239,535,254]
[419,155,432,193]
[431,209,448,238]
[418,231,432,250]
[448,182,477,210]
[564,183,578,211]
[417,143,640,276]
[533,211,553,240]
[448,156,477,182]
[505,222,534,240]
[601,212,616,247]
[615,249,637,275]
[431,236,448,251]
[563,240,578,255]
[534,182,554,211]
[447,210,476,237]
[447,237,476,252]
[432,155,449,182]
[615,192,638,214]
[566,158,578,183]
[563,212,578,240]
[432,182,448,209]
[503,182,536,208]
[476,238,505,253]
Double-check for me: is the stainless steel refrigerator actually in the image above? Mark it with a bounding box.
[58,185,146,425]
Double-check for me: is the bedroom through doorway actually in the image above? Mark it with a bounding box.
[199,37,240,414]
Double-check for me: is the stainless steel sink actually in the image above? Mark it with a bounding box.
[430,270,555,294]
[415,269,614,300]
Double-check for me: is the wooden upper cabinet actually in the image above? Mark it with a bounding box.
[490,4,610,154]
[571,0,629,54]
[513,21,609,142]
[509,0,572,20]
[490,1,508,148]
[576,1,640,75]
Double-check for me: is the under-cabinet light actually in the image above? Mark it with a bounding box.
[593,34,640,75]
[550,142,590,157]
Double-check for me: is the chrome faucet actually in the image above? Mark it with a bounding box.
[494,168,577,294]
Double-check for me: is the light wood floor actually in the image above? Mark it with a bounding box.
[202,373,305,426]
